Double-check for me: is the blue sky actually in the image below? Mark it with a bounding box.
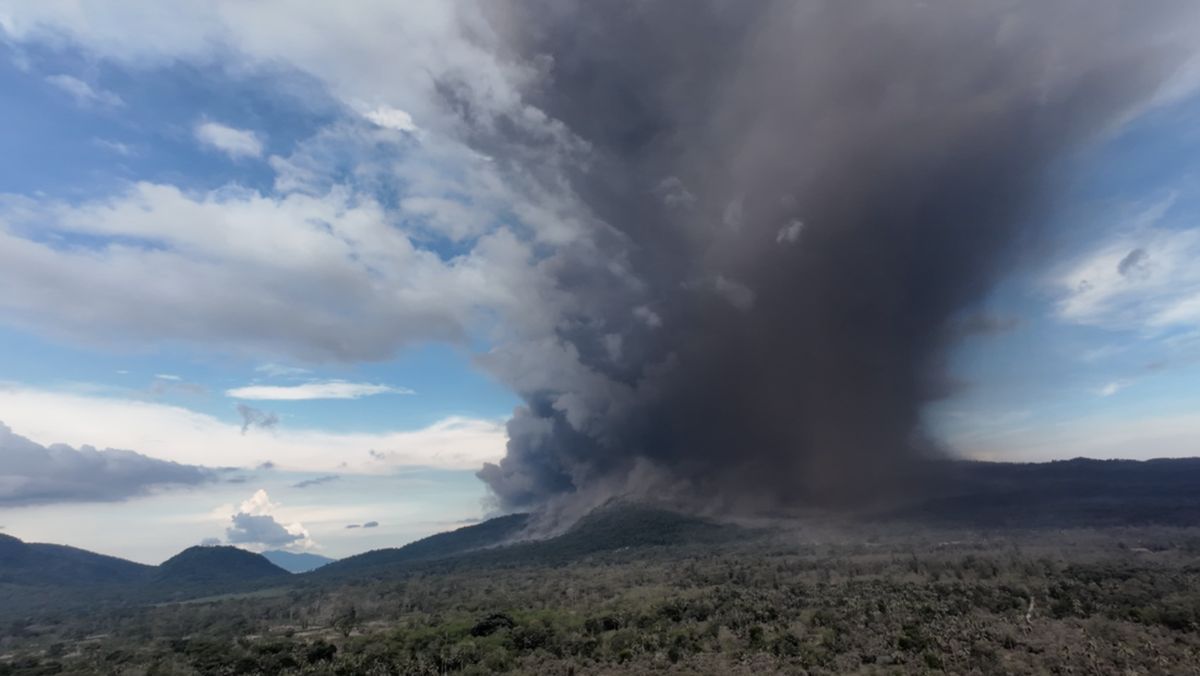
[2,3,1200,562]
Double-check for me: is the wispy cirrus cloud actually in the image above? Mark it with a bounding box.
[1096,380,1134,397]
[0,383,502,472]
[45,74,123,108]
[1054,195,1200,334]
[255,363,310,378]
[226,380,413,400]
[223,489,313,551]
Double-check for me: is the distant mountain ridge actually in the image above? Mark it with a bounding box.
[262,549,335,573]
[7,456,1200,620]
[0,535,288,615]
[0,532,152,587]
[312,513,531,578]
[312,503,745,581]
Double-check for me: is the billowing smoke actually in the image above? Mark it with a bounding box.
[465,1,1200,516]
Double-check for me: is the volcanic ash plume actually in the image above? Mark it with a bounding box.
[465,1,1200,517]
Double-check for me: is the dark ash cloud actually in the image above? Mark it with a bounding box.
[0,421,217,506]
[237,404,279,435]
[950,314,1023,339]
[1118,248,1150,277]
[292,474,340,489]
[467,0,1200,517]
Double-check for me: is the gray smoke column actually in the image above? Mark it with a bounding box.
[468,1,1200,515]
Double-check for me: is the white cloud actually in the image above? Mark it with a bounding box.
[194,121,264,159]
[154,373,181,381]
[1053,195,1200,334]
[93,138,135,156]
[1096,380,1132,397]
[363,105,416,132]
[0,3,597,371]
[45,74,123,107]
[400,195,492,241]
[226,380,412,400]
[1,2,538,141]
[224,489,313,550]
[0,182,548,361]
[0,383,506,473]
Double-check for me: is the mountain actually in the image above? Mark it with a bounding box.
[0,532,152,587]
[313,504,744,579]
[902,457,1200,528]
[156,545,290,585]
[7,456,1200,622]
[314,513,530,578]
[262,549,336,573]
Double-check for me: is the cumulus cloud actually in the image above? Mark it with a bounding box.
[45,74,123,107]
[194,121,264,159]
[226,512,302,547]
[224,489,313,550]
[0,179,554,363]
[0,420,217,506]
[226,380,412,401]
[363,106,417,132]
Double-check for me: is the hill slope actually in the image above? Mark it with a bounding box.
[0,532,152,587]
[156,545,290,585]
[314,513,530,578]
[313,504,745,579]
